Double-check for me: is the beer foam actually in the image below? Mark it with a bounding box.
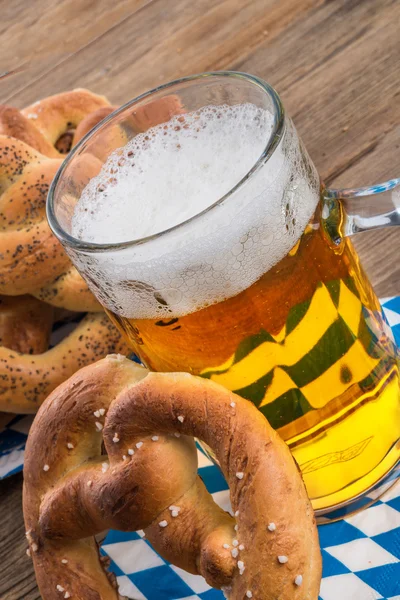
[72,104,271,243]
[70,104,320,319]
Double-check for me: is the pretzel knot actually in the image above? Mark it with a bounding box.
[24,355,321,600]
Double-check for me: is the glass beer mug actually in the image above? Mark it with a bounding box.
[47,72,400,521]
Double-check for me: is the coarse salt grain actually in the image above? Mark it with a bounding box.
[31,543,38,552]
[236,472,244,480]
[267,522,276,532]
[106,353,125,362]
[159,520,168,528]
[95,422,103,431]
[234,510,239,517]
[136,442,143,449]
[43,464,50,472]
[101,462,109,473]
[278,555,288,564]
[174,432,181,437]
[67,443,74,449]
[113,434,119,443]
[128,448,134,455]
[26,549,31,557]
[230,402,236,408]
[171,510,179,517]
[234,524,238,531]
[99,408,106,416]
[237,560,244,570]
[152,436,159,441]
[122,455,127,460]
[61,559,68,564]
[87,480,92,487]
[239,544,245,551]
[246,591,252,598]
[56,585,65,592]
[294,575,303,586]
[64,593,70,599]
[223,543,230,549]
[231,548,239,558]
[232,540,239,547]
[93,410,100,418]
[177,415,184,423]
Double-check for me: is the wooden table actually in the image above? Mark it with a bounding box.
[1,0,399,597]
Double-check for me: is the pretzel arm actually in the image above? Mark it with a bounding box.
[0,160,61,228]
[33,266,103,312]
[0,105,60,157]
[145,477,236,584]
[22,89,110,145]
[0,222,70,294]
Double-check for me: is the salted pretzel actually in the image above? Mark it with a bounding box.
[24,355,322,599]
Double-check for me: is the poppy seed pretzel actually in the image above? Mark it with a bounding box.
[0,89,112,312]
[23,355,322,600]
[0,89,114,310]
[0,93,111,312]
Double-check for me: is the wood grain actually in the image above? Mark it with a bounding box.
[0,0,399,597]
[0,0,149,102]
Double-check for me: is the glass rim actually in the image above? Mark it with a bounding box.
[47,70,285,253]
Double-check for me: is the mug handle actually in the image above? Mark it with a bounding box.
[322,178,400,244]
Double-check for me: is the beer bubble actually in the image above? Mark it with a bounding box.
[71,104,320,319]
[232,243,243,257]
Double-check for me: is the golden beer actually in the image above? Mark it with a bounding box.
[108,202,400,513]
[49,72,400,518]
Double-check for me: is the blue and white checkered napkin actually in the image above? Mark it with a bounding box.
[2,298,400,600]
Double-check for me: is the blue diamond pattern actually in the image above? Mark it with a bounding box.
[320,549,351,576]
[372,528,400,561]
[129,565,194,600]
[318,520,367,548]
[356,563,400,598]
[199,590,225,600]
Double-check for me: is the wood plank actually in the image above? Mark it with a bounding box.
[0,0,149,103]
[0,474,39,600]
[237,0,400,181]
[4,0,322,107]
